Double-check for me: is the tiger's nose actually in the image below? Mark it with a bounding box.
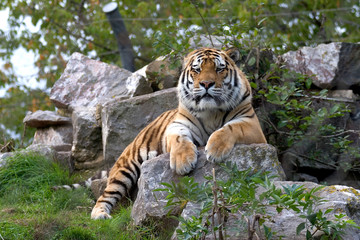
[200,81,215,90]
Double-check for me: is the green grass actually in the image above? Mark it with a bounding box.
[0,151,165,240]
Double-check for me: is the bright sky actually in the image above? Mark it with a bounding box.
[0,8,46,97]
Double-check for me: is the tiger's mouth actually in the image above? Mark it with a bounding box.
[194,92,224,108]
[195,92,213,102]
[202,93,212,99]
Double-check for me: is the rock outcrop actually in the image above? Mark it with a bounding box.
[25,52,179,170]
[49,52,140,110]
[131,144,285,226]
[281,42,360,90]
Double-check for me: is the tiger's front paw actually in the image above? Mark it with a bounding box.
[170,139,198,175]
[205,130,235,163]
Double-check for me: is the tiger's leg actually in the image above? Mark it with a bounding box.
[205,118,267,162]
[165,126,198,175]
[91,156,140,220]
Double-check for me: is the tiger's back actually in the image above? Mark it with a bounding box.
[91,48,266,219]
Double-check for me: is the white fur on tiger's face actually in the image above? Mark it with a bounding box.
[89,48,267,220]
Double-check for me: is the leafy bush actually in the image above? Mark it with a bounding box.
[157,163,359,239]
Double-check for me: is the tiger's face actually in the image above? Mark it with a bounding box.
[178,48,245,112]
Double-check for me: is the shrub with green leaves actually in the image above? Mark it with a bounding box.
[157,164,359,239]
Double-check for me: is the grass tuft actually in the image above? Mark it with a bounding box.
[0,151,163,239]
[0,151,69,197]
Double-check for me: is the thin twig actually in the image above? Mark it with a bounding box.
[0,140,14,153]
[259,116,293,136]
[317,129,360,138]
[260,116,360,138]
[154,38,185,55]
[255,47,260,79]
[211,168,225,240]
[297,93,356,103]
[211,168,217,240]
[245,216,251,239]
[190,0,214,47]
[285,151,338,169]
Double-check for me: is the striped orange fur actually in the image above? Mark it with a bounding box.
[91,48,267,219]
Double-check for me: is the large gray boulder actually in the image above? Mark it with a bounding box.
[50,52,151,110]
[281,42,360,90]
[101,88,178,166]
[131,144,285,226]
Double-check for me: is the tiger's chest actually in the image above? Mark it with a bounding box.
[192,111,227,145]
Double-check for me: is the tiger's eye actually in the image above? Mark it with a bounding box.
[193,68,200,73]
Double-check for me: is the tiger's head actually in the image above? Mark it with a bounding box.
[178,48,250,112]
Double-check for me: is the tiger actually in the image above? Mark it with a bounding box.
[90,47,267,220]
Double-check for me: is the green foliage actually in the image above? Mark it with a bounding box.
[254,63,360,172]
[259,70,348,143]
[158,165,359,239]
[155,176,209,210]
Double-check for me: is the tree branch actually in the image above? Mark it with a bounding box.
[50,20,113,52]
[190,0,214,47]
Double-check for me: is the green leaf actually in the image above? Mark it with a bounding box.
[248,57,256,66]
[324,208,333,215]
[296,222,306,235]
[305,78,312,89]
[307,213,317,225]
[250,82,258,89]
[258,17,267,26]
[263,225,273,240]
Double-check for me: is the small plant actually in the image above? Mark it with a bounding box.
[157,164,359,239]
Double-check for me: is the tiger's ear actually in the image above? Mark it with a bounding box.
[225,48,240,63]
